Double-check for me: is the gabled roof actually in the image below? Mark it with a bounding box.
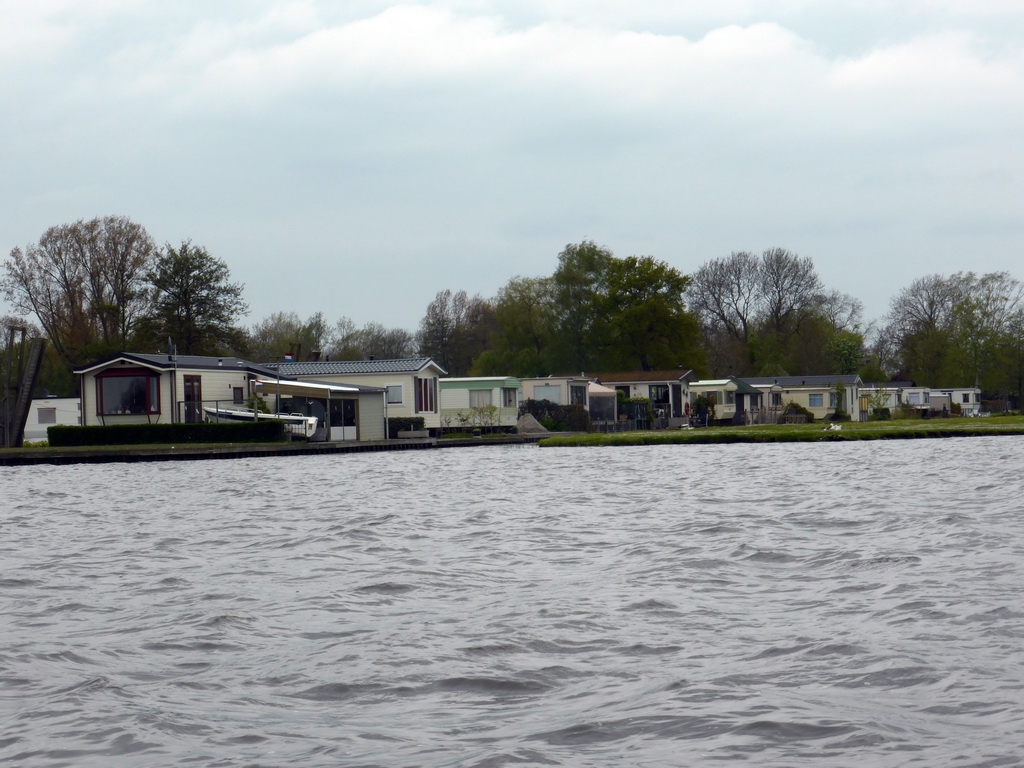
[590,370,695,384]
[75,352,280,378]
[266,357,446,376]
[742,374,863,388]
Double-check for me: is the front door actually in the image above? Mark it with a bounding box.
[183,375,202,423]
[329,399,358,441]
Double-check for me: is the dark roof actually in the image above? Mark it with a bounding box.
[75,352,281,377]
[266,357,446,376]
[742,375,863,388]
[590,370,695,384]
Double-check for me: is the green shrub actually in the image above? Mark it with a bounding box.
[784,401,815,421]
[47,421,286,447]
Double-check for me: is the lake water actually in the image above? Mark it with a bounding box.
[2,438,1024,767]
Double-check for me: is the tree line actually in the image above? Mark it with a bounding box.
[4,216,1023,406]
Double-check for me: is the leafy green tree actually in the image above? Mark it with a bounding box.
[142,241,248,355]
[603,255,703,371]
[472,276,556,376]
[551,241,613,372]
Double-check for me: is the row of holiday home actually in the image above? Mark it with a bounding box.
[60,353,984,444]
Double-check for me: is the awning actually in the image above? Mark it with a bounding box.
[252,378,367,398]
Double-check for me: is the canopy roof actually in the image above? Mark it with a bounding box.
[252,379,382,398]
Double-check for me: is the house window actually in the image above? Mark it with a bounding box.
[386,385,403,405]
[649,385,670,406]
[534,384,561,404]
[469,389,492,408]
[829,392,838,408]
[414,377,436,413]
[962,393,971,403]
[808,393,824,408]
[908,392,920,405]
[570,385,587,405]
[501,388,517,408]
[37,408,57,424]
[771,393,783,407]
[96,369,160,415]
[723,390,735,406]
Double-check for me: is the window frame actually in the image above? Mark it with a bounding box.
[469,389,493,408]
[96,368,161,416]
[808,393,824,408]
[501,387,518,408]
[385,384,404,406]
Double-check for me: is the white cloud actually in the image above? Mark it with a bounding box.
[3,0,1024,329]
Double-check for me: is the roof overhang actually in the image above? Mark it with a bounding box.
[74,355,169,375]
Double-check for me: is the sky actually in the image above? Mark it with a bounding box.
[2,0,1023,335]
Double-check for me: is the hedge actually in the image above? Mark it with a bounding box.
[47,421,287,447]
[518,400,590,432]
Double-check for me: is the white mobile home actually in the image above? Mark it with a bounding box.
[269,357,447,434]
[438,377,521,430]
[24,397,81,442]
[74,353,385,442]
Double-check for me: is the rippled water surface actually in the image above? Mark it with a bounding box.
[3,438,1024,767]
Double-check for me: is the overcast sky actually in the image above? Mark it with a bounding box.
[2,0,1022,335]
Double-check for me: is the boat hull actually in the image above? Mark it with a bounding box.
[203,408,319,439]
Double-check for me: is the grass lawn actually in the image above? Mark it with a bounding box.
[539,416,1024,447]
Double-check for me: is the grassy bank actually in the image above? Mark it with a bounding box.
[539,416,1024,447]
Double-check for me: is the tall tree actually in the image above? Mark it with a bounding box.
[757,247,823,336]
[687,247,825,376]
[144,241,248,355]
[472,276,556,377]
[885,274,965,385]
[551,241,613,372]
[1,216,155,366]
[603,255,702,371]
[417,290,496,375]
[418,289,470,374]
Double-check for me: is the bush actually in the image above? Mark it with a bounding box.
[47,421,286,447]
[784,401,815,421]
[869,408,892,421]
[519,399,590,432]
[387,416,426,439]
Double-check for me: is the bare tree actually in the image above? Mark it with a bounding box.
[418,289,469,373]
[360,322,416,359]
[818,289,864,332]
[686,251,760,345]
[417,289,495,375]
[757,247,823,334]
[2,216,155,366]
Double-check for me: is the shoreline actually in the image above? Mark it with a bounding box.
[538,418,1024,447]
[3,420,1022,464]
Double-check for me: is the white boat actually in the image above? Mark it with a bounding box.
[203,407,319,439]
